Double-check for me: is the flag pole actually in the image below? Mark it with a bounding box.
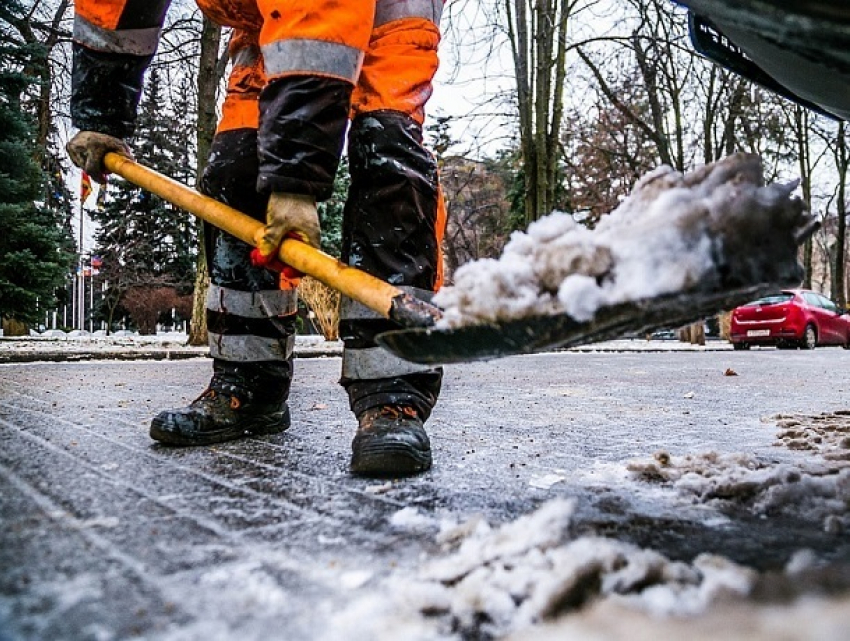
[78,199,84,331]
[78,172,92,332]
[89,262,94,333]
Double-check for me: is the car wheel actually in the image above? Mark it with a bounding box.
[802,324,817,350]
[733,342,749,351]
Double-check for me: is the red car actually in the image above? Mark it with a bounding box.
[729,289,850,350]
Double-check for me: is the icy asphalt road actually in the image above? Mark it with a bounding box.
[1,346,849,639]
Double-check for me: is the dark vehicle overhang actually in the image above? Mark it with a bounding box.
[675,1,850,121]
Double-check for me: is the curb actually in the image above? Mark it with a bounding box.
[0,343,736,364]
[0,347,346,364]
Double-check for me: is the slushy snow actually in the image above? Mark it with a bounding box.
[434,153,809,328]
[324,499,760,641]
[627,411,850,533]
[323,412,850,641]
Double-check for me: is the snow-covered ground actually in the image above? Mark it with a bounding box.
[0,330,341,359]
[2,338,847,639]
[627,412,850,534]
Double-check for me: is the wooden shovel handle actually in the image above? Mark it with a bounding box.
[102,153,440,328]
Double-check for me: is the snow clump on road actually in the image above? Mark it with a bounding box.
[627,411,850,533]
[323,499,759,641]
[434,153,810,328]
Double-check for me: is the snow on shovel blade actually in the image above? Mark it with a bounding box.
[376,284,777,364]
[377,154,816,365]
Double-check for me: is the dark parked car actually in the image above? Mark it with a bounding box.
[729,289,850,350]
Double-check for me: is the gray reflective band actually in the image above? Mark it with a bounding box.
[342,346,435,380]
[262,39,363,83]
[207,284,297,318]
[231,45,260,68]
[73,15,161,56]
[375,0,443,26]
[340,286,435,321]
[209,333,295,362]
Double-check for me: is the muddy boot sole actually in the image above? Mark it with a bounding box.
[350,440,432,477]
[150,405,291,446]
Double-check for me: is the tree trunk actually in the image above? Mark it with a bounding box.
[505,0,571,225]
[794,107,814,289]
[835,122,848,308]
[187,17,223,346]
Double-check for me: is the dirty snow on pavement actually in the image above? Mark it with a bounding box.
[324,499,764,641]
[322,412,850,641]
[434,153,810,328]
[627,411,850,533]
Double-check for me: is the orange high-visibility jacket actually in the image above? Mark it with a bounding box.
[71,0,444,199]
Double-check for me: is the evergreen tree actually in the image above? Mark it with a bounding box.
[163,74,199,287]
[0,5,74,328]
[91,68,198,330]
[318,156,349,258]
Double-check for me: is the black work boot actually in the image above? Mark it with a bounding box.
[350,405,432,476]
[150,361,291,446]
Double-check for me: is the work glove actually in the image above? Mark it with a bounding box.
[66,131,134,184]
[250,192,320,276]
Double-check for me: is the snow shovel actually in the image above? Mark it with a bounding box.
[102,153,443,330]
[103,153,815,365]
[375,285,782,364]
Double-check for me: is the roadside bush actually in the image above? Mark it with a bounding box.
[122,286,181,335]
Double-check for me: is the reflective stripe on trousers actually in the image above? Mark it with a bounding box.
[201,129,299,365]
[206,283,298,363]
[340,287,438,381]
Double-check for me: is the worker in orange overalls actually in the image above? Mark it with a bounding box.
[67,0,447,476]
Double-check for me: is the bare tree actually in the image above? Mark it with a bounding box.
[504,0,577,224]
[693,61,748,164]
[575,0,700,172]
[440,156,513,278]
[810,119,850,304]
[794,107,817,289]
[0,0,72,163]
[123,285,184,335]
[187,17,227,346]
[560,73,658,224]
[835,122,849,307]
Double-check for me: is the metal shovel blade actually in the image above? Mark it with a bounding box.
[375,284,775,365]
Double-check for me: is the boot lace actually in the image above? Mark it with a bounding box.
[378,405,418,420]
[193,388,242,410]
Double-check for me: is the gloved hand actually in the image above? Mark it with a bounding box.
[251,192,320,274]
[66,131,134,184]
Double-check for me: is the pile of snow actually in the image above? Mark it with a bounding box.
[324,413,850,640]
[0,331,205,357]
[434,154,809,328]
[15,329,192,345]
[323,500,760,641]
[627,412,850,533]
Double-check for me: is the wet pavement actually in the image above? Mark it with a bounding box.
[1,345,849,639]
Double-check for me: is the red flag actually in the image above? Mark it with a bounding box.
[80,171,93,205]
